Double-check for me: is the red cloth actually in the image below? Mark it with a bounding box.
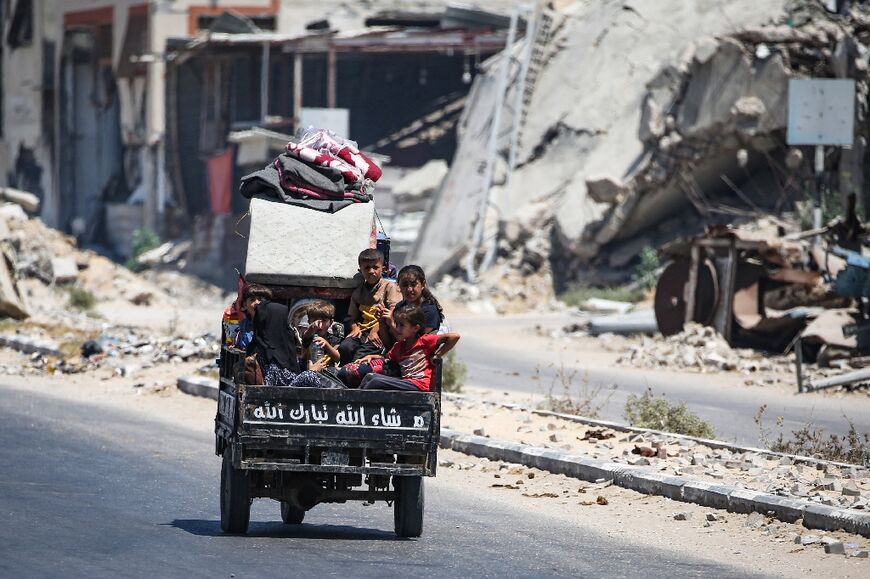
[207,148,233,215]
[285,142,363,185]
[335,146,382,182]
[297,128,383,182]
[386,333,439,391]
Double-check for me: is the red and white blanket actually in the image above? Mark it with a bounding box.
[297,128,383,182]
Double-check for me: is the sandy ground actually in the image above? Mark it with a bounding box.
[1,365,867,577]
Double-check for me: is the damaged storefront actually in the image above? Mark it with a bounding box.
[164,23,508,284]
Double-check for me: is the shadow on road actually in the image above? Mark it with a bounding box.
[169,519,403,541]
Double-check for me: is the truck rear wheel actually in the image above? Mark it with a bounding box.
[220,454,250,534]
[280,501,305,524]
[393,476,424,538]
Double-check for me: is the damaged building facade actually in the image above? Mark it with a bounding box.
[0,0,512,283]
[413,0,870,301]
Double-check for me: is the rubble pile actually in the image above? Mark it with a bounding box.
[616,323,787,374]
[0,206,226,324]
[0,326,220,378]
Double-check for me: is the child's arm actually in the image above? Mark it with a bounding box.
[313,336,340,364]
[355,353,384,364]
[346,293,362,337]
[433,332,460,358]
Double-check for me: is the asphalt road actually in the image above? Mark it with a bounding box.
[451,313,870,446]
[0,383,761,578]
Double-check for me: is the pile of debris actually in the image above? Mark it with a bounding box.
[0,203,227,326]
[616,323,789,375]
[0,325,220,378]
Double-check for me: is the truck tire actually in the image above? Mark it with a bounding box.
[280,501,305,524]
[393,476,424,538]
[220,454,250,534]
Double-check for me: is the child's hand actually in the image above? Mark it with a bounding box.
[312,335,329,348]
[347,327,362,338]
[308,355,330,372]
[368,328,383,348]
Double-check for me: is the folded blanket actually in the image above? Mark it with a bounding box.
[299,128,383,182]
[274,153,346,194]
[285,142,364,186]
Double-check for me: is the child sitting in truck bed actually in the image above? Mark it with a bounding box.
[337,248,402,365]
[378,264,446,338]
[299,300,343,365]
[359,304,460,392]
[244,284,330,387]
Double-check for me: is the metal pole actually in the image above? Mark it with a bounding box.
[480,2,537,273]
[260,41,270,124]
[465,7,519,282]
[293,52,303,132]
[795,337,804,393]
[813,144,824,246]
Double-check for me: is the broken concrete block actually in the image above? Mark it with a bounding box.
[0,253,28,319]
[392,159,449,202]
[801,534,822,546]
[0,187,40,214]
[744,512,765,528]
[841,481,861,497]
[852,550,869,558]
[824,541,845,555]
[50,257,79,284]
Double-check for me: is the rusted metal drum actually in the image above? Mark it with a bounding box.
[654,258,718,336]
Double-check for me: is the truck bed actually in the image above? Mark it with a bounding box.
[216,349,441,477]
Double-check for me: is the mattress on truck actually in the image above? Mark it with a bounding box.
[244,196,375,288]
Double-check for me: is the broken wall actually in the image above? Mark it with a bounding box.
[1,0,55,222]
[415,0,846,288]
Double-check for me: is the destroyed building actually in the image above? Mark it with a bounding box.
[0,0,513,284]
[413,0,870,297]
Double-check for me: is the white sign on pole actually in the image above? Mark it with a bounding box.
[299,107,350,139]
[787,78,855,145]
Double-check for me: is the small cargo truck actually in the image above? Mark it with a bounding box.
[215,196,441,537]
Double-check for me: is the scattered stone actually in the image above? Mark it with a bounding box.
[549,433,561,443]
[673,512,691,521]
[744,512,765,528]
[841,481,861,497]
[824,541,845,555]
[706,513,720,522]
[852,550,869,558]
[801,535,822,546]
[473,428,485,436]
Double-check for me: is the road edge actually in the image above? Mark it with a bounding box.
[176,375,870,537]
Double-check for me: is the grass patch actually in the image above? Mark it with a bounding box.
[755,405,870,465]
[67,287,97,311]
[538,364,615,419]
[441,352,467,393]
[125,228,161,271]
[635,246,661,291]
[624,388,715,438]
[559,284,644,307]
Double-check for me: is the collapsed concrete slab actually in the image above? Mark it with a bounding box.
[414,0,870,295]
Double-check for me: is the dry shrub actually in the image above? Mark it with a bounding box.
[624,388,715,438]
